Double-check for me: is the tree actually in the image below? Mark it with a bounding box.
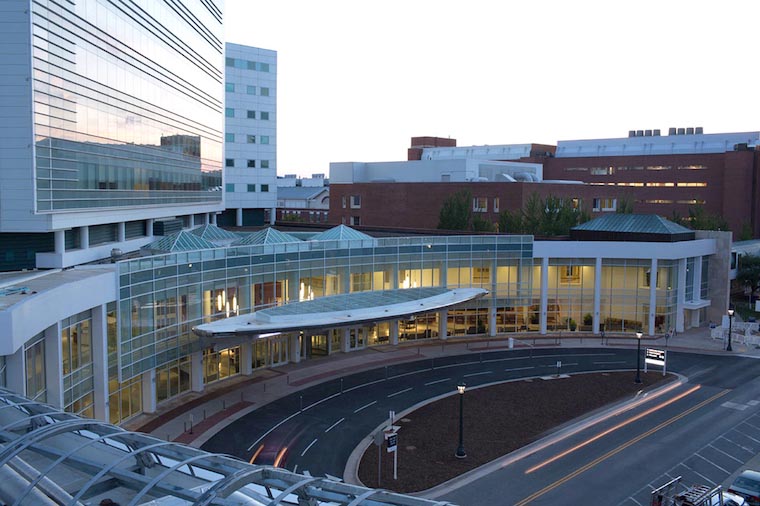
[737,254,760,302]
[498,192,587,236]
[437,190,472,230]
[616,196,635,214]
[672,207,729,231]
[472,215,496,232]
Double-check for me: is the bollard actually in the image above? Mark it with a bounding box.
[203,409,206,421]
[300,395,303,412]
[264,382,266,393]
[340,378,344,393]
[189,414,194,434]
[385,366,388,380]
[222,399,226,410]
[508,337,514,349]
[479,352,482,363]
[184,421,187,432]
[431,358,434,370]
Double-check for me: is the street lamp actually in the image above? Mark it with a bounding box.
[455,381,466,459]
[727,305,735,352]
[635,331,643,384]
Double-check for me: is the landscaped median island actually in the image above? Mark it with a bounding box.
[357,371,673,493]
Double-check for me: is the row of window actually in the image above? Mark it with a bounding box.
[341,195,362,208]
[565,165,708,173]
[225,57,271,73]
[225,83,271,96]
[589,182,708,187]
[225,183,270,192]
[642,199,706,205]
[224,108,271,120]
[225,158,271,169]
[224,133,271,144]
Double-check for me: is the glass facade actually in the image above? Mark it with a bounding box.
[31,0,224,211]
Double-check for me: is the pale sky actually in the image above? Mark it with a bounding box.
[225,0,760,177]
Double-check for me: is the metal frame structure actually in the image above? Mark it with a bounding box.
[0,389,455,506]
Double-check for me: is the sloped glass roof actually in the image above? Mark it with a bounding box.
[190,224,240,242]
[310,224,373,242]
[146,231,218,252]
[570,214,696,242]
[233,227,300,246]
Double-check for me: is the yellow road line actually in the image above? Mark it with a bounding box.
[514,389,730,506]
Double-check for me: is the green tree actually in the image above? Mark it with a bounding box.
[616,196,635,214]
[497,192,586,236]
[437,190,472,230]
[472,214,496,232]
[672,207,729,231]
[498,208,524,234]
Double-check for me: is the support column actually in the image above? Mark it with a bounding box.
[389,322,399,346]
[117,222,126,243]
[44,323,63,409]
[539,257,548,335]
[190,350,204,393]
[236,208,243,227]
[269,207,276,225]
[5,345,25,396]
[91,305,109,422]
[146,219,154,238]
[648,258,658,336]
[438,310,448,340]
[676,258,687,333]
[54,230,65,254]
[593,257,602,334]
[142,369,156,414]
[240,341,253,376]
[341,328,351,352]
[488,302,497,337]
[692,256,703,301]
[289,334,301,364]
[204,213,210,226]
[80,226,89,250]
[210,213,217,226]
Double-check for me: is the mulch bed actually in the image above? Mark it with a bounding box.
[358,371,672,493]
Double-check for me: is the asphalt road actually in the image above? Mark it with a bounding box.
[201,348,760,505]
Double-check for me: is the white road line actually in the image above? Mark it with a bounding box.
[681,464,716,486]
[695,452,730,474]
[505,366,534,372]
[300,438,318,457]
[343,378,385,393]
[593,360,627,365]
[325,417,345,433]
[388,387,413,398]
[628,496,645,506]
[247,410,300,451]
[424,378,451,386]
[302,391,342,412]
[354,400,377,413]
[463,371,492,378]
[708,443,743,463]
[542,362,578,367]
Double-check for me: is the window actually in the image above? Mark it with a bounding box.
[350,195,361,208]
[260,111,270,120]
[225,158,234,167]
[226,183,234,192]
[225,133,234,142]
[590,167,613,175]
[247,135,256,144]
[261,184,269,192]
[247,110,255,119]
[560,265,581,284]
[342,196,347,209]
[350,216,361,226]
[225,108,234,118]
[258,62,270,72]
[260,87,270,96]
[592,198,617,211]
[247,184,256,192]
[261,160,270,169]
[260,136,270,144]
[473,197,488,212]
[225,57,234,67]
[225,83,234,92]
[493,197,499,213]
[247,159,255,168]
[246,85,256,95]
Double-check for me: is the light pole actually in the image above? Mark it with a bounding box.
[727,305,735,352]
[455,381,466,459]
[635,331,643,384]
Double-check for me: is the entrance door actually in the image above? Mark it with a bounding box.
[270,336,289,366]
[310,334,328,356]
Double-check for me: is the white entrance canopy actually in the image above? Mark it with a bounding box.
[193,287,488,338]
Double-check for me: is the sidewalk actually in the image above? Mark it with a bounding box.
[122,326,759,448]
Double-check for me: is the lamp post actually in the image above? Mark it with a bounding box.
[635,331,643,384]
[727,305,735,352]
[455,381,466,459]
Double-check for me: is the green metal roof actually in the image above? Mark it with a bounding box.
[572,214,692,234]
[146,231,218,252]
[310,224,373,242]
[232,227,299,246]
[189,224,240,243]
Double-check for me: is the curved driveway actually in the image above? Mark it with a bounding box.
[202,347,760,504]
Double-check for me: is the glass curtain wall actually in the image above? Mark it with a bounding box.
[24,333,46,403]
[547,259,595,332]
[61,310,94,417]
[600,259,649,333]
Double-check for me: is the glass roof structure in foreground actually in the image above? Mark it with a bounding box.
[0,389,455,505]
[194,287,488,338]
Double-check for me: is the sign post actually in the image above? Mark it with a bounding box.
[645,348,667,376]
[384,429,398,480]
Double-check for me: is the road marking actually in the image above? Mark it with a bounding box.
[680,463,716,486]
[463,371,492,378]
[344,378,385,393]
[505,366,534,372]
[541,362,577,368]
[708,443,743,463]
[354,400,377,413]
[593,360,627,365]
[749,400,760,406]
[516,389,730,506]
[247,410,301,451]
[723,401,749,411]
[302,391,342,412]
[325,417,344,433]
[424,378,451,386]
[388,387,413,398]
[694,452,730,474]
[300,438,318,457]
